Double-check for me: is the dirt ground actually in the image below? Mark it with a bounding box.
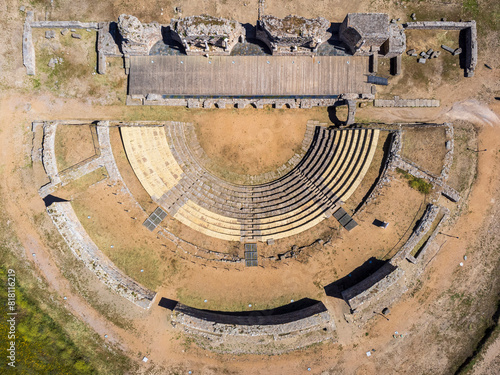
[1,0,500,374]
[192,110,310,177]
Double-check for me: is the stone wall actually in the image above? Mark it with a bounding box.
[171,302,335,354]
[22,11,35,75]
[393,203,441,261]
[406,207,450,264]
[355,130,401,215]
[374,97,440,107]
[47,202,156,309]
[39,121,60,197]
[117,14,162,56]
[30,21,98,29]
[404,21,477,77]
[128,95,375,108]
[257,15,330,55]
[170,15,245,55]
[341,262,404,311]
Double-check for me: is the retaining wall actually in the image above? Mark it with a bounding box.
[127,95,375,108]
[341,262,404,311]
[406,207,450,264]
[47,202,156,308]
[393,203,440,261]
[171,301,334,354]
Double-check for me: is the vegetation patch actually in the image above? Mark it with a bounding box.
[397,168,433,195]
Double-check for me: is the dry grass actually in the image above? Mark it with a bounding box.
[54,125,97,171]
[402,127,447,175]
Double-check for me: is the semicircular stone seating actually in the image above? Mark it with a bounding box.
[121,123,379,242]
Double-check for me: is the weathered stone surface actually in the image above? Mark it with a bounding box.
[71,33,81,39]
[257,14,329,55]
[118,14,162,55]
[171,302,335,354]
[171,15,244,55]
[23,11,35,75]
[45,30,56,39]
[340,13,389,55]
[48,58,57,68]
[47,202,156,309]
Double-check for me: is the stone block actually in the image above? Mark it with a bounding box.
[71,33,82,39]
[45,30,56,39]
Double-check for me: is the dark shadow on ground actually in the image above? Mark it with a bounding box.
[324,257,387,299]
[43,195,69,207]
[158,297,178,310]
[327,101,348,126]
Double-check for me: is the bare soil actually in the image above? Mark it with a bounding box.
[54,124,96,171]
[192,109,311,177]
[401,126,447,175]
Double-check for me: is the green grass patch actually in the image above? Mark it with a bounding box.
[0,268,95,373]
[397,168,433,194]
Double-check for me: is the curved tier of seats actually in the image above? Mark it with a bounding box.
[122,123,379,242]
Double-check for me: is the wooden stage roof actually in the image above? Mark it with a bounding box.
[128,55,372,97]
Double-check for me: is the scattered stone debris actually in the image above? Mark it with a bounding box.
[48,58,57,68]
[47,57,63,68]
[61,28,69,35]
[406,48,416,55]
[426,48,434,55]
[411,13,416,21]
[430,51,441,59]
[453,47,462,56]
[417,58,426,64]
[71,33,82,39]
[45,30,55,39]
[441,44,454,54]
[19,6,25,12]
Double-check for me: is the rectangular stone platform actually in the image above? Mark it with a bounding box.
[128,55,372,98]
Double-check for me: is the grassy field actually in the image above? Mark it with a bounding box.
[0,190,136,374]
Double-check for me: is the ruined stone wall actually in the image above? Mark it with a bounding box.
[47,202,156,309]
[374,97,440,107]
[406,207,450,264]
[257,15,330,55]
[170,15,244,55]
[341,262,404,311]
[128,95,375,108]
[171,302,335,354]
[404,21,477,77]
[117,14,162,56]
[393,203,441,261]
[22,11,35,75]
